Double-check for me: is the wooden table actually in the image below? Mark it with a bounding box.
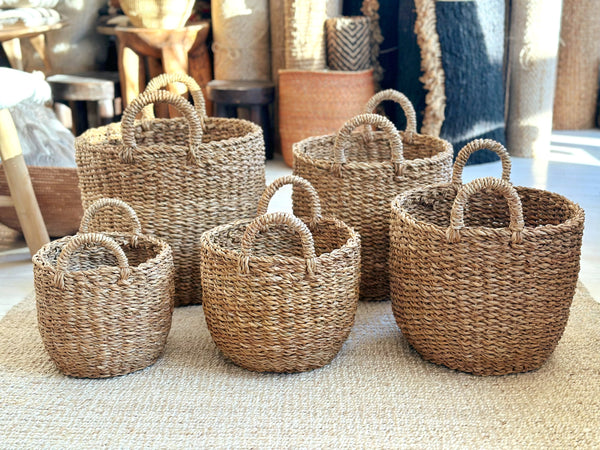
[0,22,65,73]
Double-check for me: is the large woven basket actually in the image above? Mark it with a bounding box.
[0,165,82,237]
[389,140,585,376]
[200,175,361,373]
[293,106,453,301]
[75,74,265,306]
[33,198,175,378]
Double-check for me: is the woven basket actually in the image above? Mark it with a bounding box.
[200,175,361,373]
[75,74,265,306]
[389,139,585,376]
[293,109,453,301]
[279,68,375,166]
[119,0,194,29]
[0,165,82,237]
[33,198,175,378]
[326,16,371,71]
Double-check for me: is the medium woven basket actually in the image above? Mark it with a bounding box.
[389,140,585,376]
[325,16,371,71]
[0,165,83,237]
[75,74,265,306]
[200,175,361,373]
[33,198,175,378]
[293,105,453,301]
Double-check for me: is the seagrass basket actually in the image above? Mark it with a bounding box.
[293,107,453,301]
[75,73,265,306]
[200,175,361,373]
[389,140,585,376]
[33,198,175,378]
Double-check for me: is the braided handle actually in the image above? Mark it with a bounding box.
[79,198,142,242]
[239,212,317,276]
[54,233,131,288]
[333,114,404,176]
[120,90,204,164]
[257,176,322,224]
[141,72,207,125]
[364,89,418,134]
[446,177,524,244]
[452,139,511,185]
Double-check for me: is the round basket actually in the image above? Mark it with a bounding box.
[293,104,453,301]
[389,140,585,376]
[75,73,265,306]
[0,165,83,237]
[200,175,361,373]
[33,198,175,378]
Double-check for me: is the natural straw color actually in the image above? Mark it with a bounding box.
[390,140,585,375]
[293,109,453,301]
[119,0,194,29]
[200,175,360,373]
[75,74,266,306]
[32,198,174,378]
[283,0,327,70]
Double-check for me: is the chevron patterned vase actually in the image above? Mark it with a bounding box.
[326,16,371,71]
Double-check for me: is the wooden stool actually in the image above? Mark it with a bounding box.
[47,72,121,136]
[206,80,275,159]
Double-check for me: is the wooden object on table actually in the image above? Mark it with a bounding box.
[0,22,65,73]
[206,80,275,159]
[114,22,212,117]
[0,108,49,256]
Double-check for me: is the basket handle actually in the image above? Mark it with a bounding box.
[141,72,207,126]
[332,114,404,177]
[446,177,524,244]
[120,90,204,165]
[452,139,511,185]
[53,233,131,289]
[257,175,322,225]
[363,89,418,136]
[239,212,318,276]
[79,198,143,245]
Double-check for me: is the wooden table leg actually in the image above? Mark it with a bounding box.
[161,45,189,117]
[146,56,169,118]
[2,38,23,71]
[118,42,142,108]
[28,34,51,73]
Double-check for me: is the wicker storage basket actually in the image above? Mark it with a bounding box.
[75,74,265,306]
[33,198,175,378]
[389,140,585,376]
[293,109,453,301]
[0,165,83,237]
[200,175,361,373]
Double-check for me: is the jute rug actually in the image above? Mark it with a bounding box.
[1,285,598,448]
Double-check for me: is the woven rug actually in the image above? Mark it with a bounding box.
[1,285,598,448]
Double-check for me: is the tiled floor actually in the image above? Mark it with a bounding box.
[1,129,598,318]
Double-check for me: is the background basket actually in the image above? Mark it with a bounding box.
[389,140,585,375]
[33,198,175,378]
[293,108,453,301]
[326,16,371,71]
[200,175,360,373]
[119,0,195,29]
[76,74,265,306]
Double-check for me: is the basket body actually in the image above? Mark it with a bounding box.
[294,130,452,301]
[119,0,194,29]
[0,165,83,237]
[33,233,175,378]
[325,16,371,71]
[389,183,585,375]
[75,117,265,306]
[200,216,360,373]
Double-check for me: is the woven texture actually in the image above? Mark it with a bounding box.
[1,285,599,447]
[389,140,585,376]
[283,0,327,70]
[119,0,194,28]
[32,198,175,378]
[0,165,82,237]
[293,109,453,301]
[75,74,266,306]
[325,16,371,71]
[200,176,360,373]
[279,69,375,166]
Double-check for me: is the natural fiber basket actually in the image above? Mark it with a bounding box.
[0,165,83,237]
[325,16,371,71]
[75,74,265,306]
[119,0,194,29]
[33,198,175,378]
[293,107,453,301]
[200,175,361,373]
[389,139,585,376]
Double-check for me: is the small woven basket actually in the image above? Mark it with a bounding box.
[76,73,265,306]
[200,175,361,373]
[33,198,175,378]
[293,98,453,301]
[389,140,585,376]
